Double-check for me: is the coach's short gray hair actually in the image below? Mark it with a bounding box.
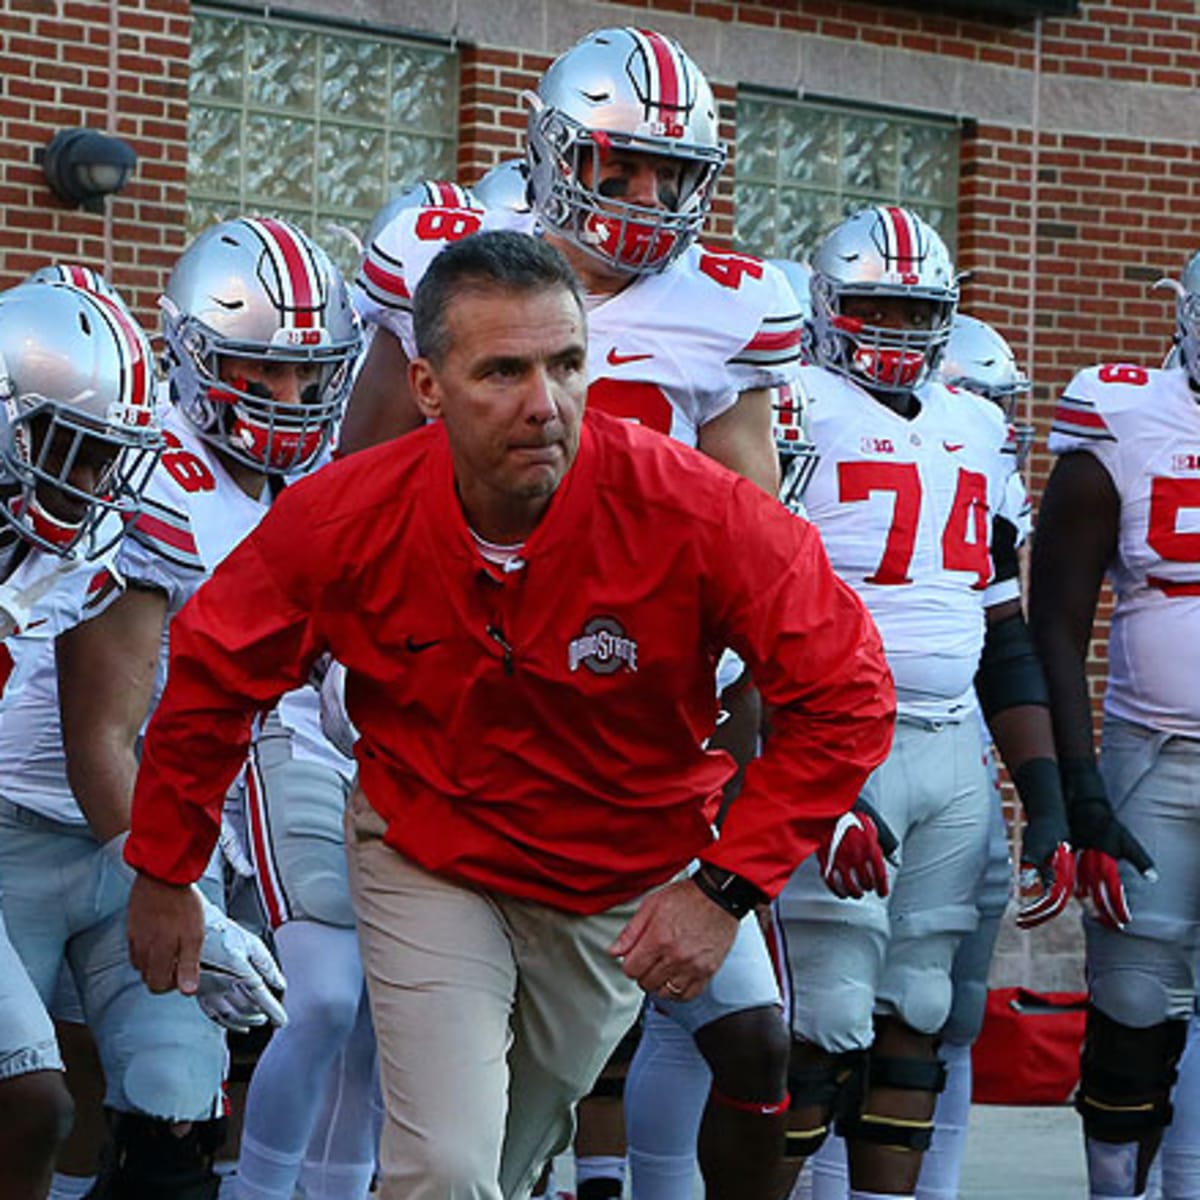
[412,230,585,364]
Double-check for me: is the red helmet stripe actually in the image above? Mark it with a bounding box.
[883,206,917,274]
[247,217,320,330]
[636,28,681,113]
[87,292,152,422]
[67,264,90,289]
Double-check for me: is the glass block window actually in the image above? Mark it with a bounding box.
[188,9,458,275]
[734,94,959,263]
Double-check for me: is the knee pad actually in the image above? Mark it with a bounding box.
[884,958,955,1037]
[119,1037,224,1122]
[278,837,355,928]
[837,1048,947,1152]
[92,1110,226,1200]
[785,1041,867,1159]
[252,754,355,928]
[1092,965,1194,1026]
[1076,1006,1188,1142]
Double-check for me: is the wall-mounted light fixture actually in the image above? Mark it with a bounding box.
[39,129,137,214]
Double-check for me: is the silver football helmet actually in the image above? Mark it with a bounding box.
[0,281,161,560]
[1160,250,1200,390]
[24,263,129,311]
[362,180,479,258]
[526,26,726,275]
[162,217,361,473]
[473,159,532,214]
[809,206,958,395]
[939,313,1034,463]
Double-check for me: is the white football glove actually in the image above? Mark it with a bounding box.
[217,812,255,880]
[103,832,287,1030]
[195,889,288,1031]
[318,658,359,758]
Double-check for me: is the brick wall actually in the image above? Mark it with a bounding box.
[609,0,1199,82]
[0,0,191,328]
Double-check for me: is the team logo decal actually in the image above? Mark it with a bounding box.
[568,615,639,675]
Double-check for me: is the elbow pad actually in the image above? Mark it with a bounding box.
[974,612,1050,721]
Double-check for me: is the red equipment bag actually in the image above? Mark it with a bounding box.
[971,987,1087,1104]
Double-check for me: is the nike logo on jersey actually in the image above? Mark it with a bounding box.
[405,636,441,653]
[606,348,654,367]
[943,442,964,452]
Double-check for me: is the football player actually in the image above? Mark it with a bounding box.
[1029,250,1200,1200]
[15,218,356,1199]
[777,206,1072,1200]
[346,26,803,1200]
[0,278,161,1200]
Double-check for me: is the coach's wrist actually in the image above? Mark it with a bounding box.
[691,862,767,920]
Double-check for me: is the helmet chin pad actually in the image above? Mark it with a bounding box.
[852,346,927,390]
[230,415,325,472]
[582,210,677,271]
[14,494,81,549]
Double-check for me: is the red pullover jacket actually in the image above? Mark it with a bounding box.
[126,411,894,913]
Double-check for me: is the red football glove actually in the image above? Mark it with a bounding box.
[818,800,896,900]
[1009,758,1075,930]
[1016,843,1075,930]
[1064,758,1157,931]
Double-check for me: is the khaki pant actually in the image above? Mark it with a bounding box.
[345,787,645,1199]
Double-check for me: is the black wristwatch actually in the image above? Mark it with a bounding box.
[691,862,768,920]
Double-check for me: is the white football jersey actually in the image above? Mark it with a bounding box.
[800,367,1012,720]
[1050,363,1200,734]
[0,527,124,821]
[0,537,121,712]
[353,203,803,446]
[0,410,348,824]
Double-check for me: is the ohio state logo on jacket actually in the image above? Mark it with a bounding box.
[568,616,639,675]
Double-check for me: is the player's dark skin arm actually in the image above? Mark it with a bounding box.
[1027,451,1118,763]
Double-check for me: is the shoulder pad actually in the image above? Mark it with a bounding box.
[129,494,204,574]
[1050,363,1139,447]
